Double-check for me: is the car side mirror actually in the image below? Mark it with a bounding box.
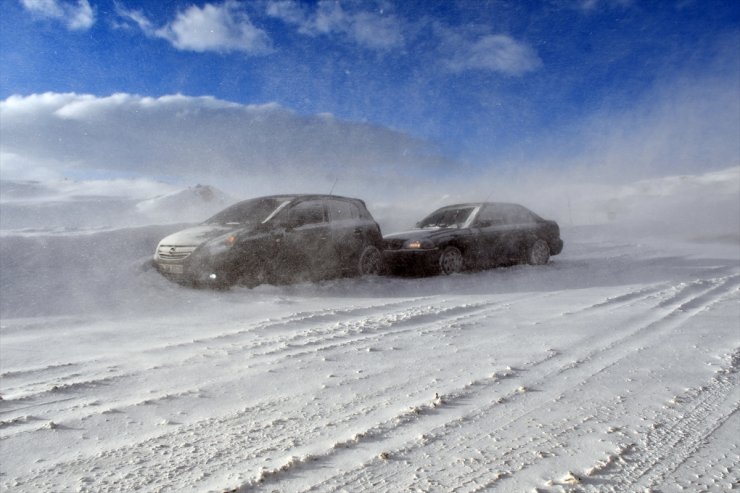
[477,220,492,228]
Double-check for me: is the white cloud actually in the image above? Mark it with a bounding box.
[265,0,305,25]
[20,0,94,30]
[114,3,155,33]
[116,1,272,54]
[441,32,542,76]
[266,0,404,50]
[348,11,404,50]
[157,1,271,53]
[0,92,449,198]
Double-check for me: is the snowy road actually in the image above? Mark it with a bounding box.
[1,229,738,492]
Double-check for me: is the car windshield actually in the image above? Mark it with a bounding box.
[206,198,292,225]
[418,207,475,228]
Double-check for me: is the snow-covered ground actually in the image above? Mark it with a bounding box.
[1,170,739,492]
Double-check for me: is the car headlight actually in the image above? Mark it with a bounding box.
[403,239,434,249]
[203,234,237,255]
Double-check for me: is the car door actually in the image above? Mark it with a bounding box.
[326,198,363,273]
[472,205,512,267]
[281,199,332,279]
[503,205,540,261]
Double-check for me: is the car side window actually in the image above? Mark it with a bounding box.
[349,202,361,219]
[504,206,536,224]
[477,205,535,226]
[476,206,507,226]
[287,200,326,227]
[327,199,357,222]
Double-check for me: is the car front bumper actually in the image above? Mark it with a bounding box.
[154,253,235,287]
[382,248,441,275]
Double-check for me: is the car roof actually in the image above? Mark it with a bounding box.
[237,194,368,207]
[433,202,525,209]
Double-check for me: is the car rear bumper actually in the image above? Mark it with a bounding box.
[550,238,564,256]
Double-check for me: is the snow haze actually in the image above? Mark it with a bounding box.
[1,167,738,492]
[1,1,739,492]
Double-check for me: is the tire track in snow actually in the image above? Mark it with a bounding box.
[4,277,637,419]
[238,299,521,361]
[3,271,737,492]
[0,299,433,402]
[274,275,740,492]
[561,284,667,317]
[0,291,561,492]
[206,290,549,366]
[232,349,564,493]
[579,349,740,493]
[0,291,550,435]
[0,299,442,415]
[0,292,547,476]
[660,410,740,493]
[528,275,740,395]
[264,276,736,492]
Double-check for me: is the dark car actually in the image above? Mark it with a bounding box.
[383,202,563,275]
[153,194,384,288]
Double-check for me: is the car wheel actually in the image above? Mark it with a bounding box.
[527,239,550,265]
[439,246,463,275]
[358,245,382,276]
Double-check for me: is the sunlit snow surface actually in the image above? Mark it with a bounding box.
[1,221,738,492]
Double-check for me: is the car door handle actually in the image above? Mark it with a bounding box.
[353,228,363,236]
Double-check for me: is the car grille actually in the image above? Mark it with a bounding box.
[157,245,197,260]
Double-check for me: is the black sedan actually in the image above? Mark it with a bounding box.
[383,202,563,275]
[153,194,384,288]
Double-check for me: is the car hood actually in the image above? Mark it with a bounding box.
[158,224,244,246]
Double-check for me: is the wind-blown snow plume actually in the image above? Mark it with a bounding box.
[0,92,450,198]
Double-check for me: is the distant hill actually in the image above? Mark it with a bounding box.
[136,184,235,224]
[0,180,235,231]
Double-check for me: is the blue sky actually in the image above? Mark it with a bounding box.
[1,0,739,194]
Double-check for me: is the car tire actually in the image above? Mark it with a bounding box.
[439,246,463,275]
[526,239,550,265]
[358,245,382,276]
